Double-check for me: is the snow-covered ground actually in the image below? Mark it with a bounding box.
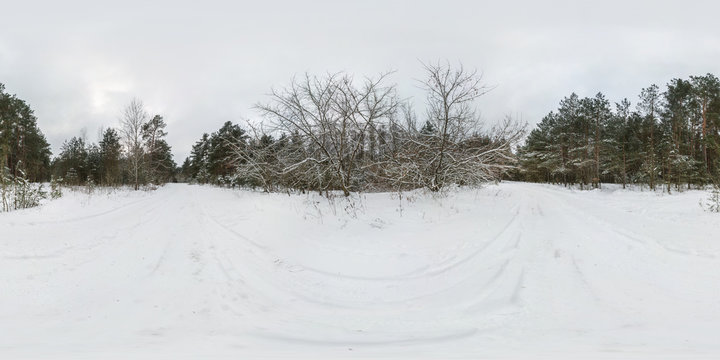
[1,182,719,359]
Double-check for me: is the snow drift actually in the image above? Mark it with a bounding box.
[1,183,719,359]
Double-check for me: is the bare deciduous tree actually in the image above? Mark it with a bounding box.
[120,98,148,190]
[378,61,524,191]
[422,61,491,190]
[255,72,397,196]
[229,121,281,192]
[239,63,524,195]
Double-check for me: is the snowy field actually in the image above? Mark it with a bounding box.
[1,182,719,359]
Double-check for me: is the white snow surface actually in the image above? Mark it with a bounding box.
[1,182,719,359]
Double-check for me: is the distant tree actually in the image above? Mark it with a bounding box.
[120,99,148,190]
[690,74,720,180]
[54,136,88,185]
[637,84,661,190]
[0,83,52,182]
[184,122,247,185]
[417,61,491,191]
[188,133,211,183]
[233,130,277,191]
[99,128,123,185]
[86,143,102,185]
[605,99,635,188]
[179,157,192,182]
[255,71,397,196]
[661,78,695,189]
[382,61,526,192]
[582,93,612,188]
[208,121,246,184]
[142,115,175,184]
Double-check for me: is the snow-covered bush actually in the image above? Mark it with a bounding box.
[50,176,63,199]
[0,162,66,212]
[0,166,11,211]
[64,168,79,186]
[13,171,46,210]
[702,185,720,213]
[85,175,96,194]
[1,166,47,212]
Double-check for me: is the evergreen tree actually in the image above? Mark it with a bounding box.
[661,79,695,189]
[99,128,123,185]
[186,122,247,185]
[208,121,246,184]
[86,143,102,185]
[54,137,88,185]
[637,84,661,190]
[188,133,211,183]
[142,115,175,184]
[689,74,720,181]
[0,83,52,181]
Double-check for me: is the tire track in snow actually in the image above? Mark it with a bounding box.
[18,193,160,226]
[285,205,523,284]
[181,187,525,345]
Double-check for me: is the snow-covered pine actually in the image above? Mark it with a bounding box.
[1,164,46,212]
[702,185,720,213]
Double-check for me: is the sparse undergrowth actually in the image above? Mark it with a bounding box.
[1,166,50,212]
[702,185,720,213]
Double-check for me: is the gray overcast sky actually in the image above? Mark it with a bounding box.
[1,0,719,162]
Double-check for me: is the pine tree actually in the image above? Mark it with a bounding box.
[54,137,88,185]
[86,143,102,185]
[208,121,246,184]
[189,133,211,183]
[690,74,720,182]
[142,115,175,184]
[662,79,694,189]
[0,83,52,182]
[99,128,123,186]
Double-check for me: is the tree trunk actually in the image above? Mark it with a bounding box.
[622,145,627,189]
[702,100,709,174]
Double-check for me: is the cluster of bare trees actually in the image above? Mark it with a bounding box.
[231,62,525,195]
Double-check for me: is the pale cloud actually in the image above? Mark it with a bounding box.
[1,0,718,162]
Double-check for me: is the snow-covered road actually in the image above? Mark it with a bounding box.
[1,183,719,359]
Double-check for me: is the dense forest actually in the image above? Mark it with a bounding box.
[2,69,720,203]
[517,74,720,191]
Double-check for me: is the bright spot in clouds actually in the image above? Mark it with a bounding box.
[1,0,718,162]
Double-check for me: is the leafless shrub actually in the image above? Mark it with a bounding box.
[240,62,525,196]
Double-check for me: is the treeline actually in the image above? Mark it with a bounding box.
[11,67,719,198]
[181,62,525,194]
[517,74,720,190]
[53,99,176,188]
[2,83,176,192]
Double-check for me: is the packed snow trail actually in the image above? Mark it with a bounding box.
[1,183,719,359]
